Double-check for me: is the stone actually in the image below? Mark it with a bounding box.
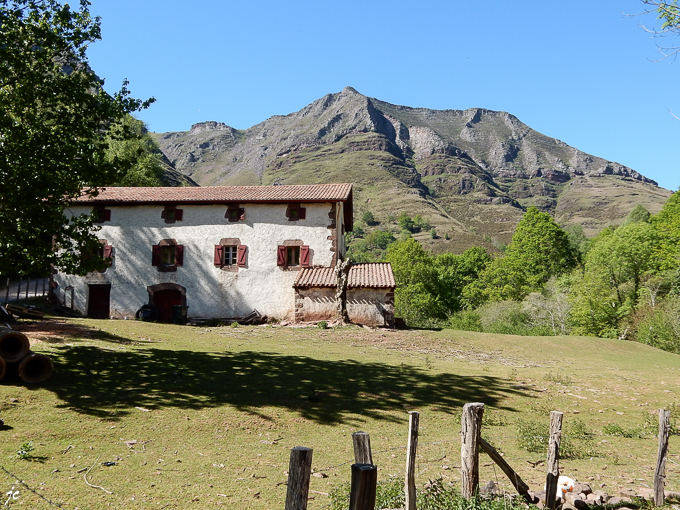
[607,496,632,505]
[637,488,654,500]
[480,480,498,496]
[580,483,593,496]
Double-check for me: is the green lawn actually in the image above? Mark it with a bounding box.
[1,319,679,509]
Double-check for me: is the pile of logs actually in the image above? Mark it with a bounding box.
[0,329,53,384]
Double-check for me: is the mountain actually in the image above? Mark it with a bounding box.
[151,87,672,253]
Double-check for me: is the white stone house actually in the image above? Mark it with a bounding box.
[54,183,363,322]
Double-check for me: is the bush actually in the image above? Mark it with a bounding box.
[448,310,483,332]
[361,211,377,225]
[317,321,328,329]
[633,298,680,354]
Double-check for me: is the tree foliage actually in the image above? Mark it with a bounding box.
[641,0,680,59]
[384,239,442,326]
[465,207,576,304]
[0,0,153,277]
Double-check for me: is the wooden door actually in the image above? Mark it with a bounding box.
[87,285,111,319]
[154,289,182,323]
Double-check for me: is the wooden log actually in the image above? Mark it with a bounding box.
[349,463,377,510]
[461,402,484,498]
[284,446,313,510]
[352,432,373,465]
[655,409,671,506]
[405,411,419,510]
[479,437,533,503]
[545,411,563,510]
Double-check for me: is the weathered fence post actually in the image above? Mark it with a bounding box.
[349,463,377,510]
[16,278,21,302]
[545,411,563,510]
[405,411,419,510]
[461,402,484,498]
[4,278,9,304]
[655,408,671,506]
[352,432,373,465]
[24,278,29,300]
[284,446,313,510]
[34,278,39,298]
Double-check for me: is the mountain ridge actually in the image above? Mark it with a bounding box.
[151,87,671,253]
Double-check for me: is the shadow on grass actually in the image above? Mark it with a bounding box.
[37,344,532,425]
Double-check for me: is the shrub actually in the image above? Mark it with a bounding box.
[603,423,643,438]
[17,441,34,460]
[361,211,377,225]
[448,310,483,332]
[317,321,328,330]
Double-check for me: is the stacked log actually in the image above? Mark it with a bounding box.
[0,330,53,383]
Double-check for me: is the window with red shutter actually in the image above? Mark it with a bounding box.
[152,245,161,266]
[175,245,184,266]
[237,245,247,267]
[300,245,310,267]
[103,245,113,267]
[93,207,111,223]
[162,205,183,223]
[277,245,286,266]
[214,245,223,267]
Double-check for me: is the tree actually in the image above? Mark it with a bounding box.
[361,210,376,226]
[106,116,164,187]
[464,207,576,304]
[0,0,153,277]
[640,1,680,59]
[398,212,415,233]
[651,190,680,262]
[384,239,442,326]
[435,246,490,314]
[625,204,651,224]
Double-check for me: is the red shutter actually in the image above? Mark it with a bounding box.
[300,245,310,267]
[277,245,286,266]
[175,245,184,266]
[103,209,111,221]
[239,207,245,220]
[103,245,113,266]
[151,245,161,266]
[298,207,306,220]
[214,245,223,266]
[175,209,183,221]
[237,245,247,267]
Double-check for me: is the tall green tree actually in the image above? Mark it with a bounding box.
[435,246,490,314]
[384,238,442,326]
[465,207,576,304]
[651,190,680,263]
[0,0,153,277]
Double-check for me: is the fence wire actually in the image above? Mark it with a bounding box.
[0,464,69,509]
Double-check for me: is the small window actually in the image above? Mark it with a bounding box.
[214,240,246,270]
[225,204,245,222]
[277,243,310,268]
[287,246,300,266]
[223,246,238,266]
[286,203,306,221]
[152,240,184,272]
[93,207,111,223]
[162,205,183,223]
[93,240,113,272]
[161,245,176,265]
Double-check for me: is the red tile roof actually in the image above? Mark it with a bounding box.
[73,183,353,204]
[293,263,395,289]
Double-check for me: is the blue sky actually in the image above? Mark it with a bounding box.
[86,0,679,191]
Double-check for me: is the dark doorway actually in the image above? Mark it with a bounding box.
[87,284,111,319]
[153,289,182,323]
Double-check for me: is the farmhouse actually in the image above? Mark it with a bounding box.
[53,183,395,326]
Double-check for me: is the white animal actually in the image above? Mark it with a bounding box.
[545,475,575,500]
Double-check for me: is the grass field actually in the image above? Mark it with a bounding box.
[1,319,679,509]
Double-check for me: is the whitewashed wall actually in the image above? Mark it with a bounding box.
[54,202,342,320]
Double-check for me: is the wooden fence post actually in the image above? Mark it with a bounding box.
[4,278,9,304]
[284,446,313,510]
[405,411,419,510]
[16,278,21,302]
[349,463,377,510]
[545,411,563,510]
[655,408,671,506]
[461,402,484,498]
[352,432,373,465]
